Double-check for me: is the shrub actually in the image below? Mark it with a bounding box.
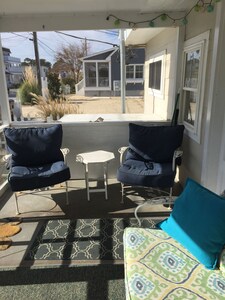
[18,66,40,105]
[18,82,40,105]
[47,73,61,99]
[62,77,75,93]
[31,92,79,120]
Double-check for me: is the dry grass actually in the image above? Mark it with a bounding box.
[30,92,79,120]
[23,66,37,85]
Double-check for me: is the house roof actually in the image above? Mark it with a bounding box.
[82,48,118,61]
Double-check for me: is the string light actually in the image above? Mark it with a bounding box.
[106,0,221,28]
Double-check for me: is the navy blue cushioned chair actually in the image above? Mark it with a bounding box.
[3,124,71,214]
[117,123,185,207]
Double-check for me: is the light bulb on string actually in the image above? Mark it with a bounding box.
[149,20,155,27]
[114,19,120,27]
[194,4,201,12]
[160,14,167,21]
[182,17,188,25]
[207,4,214,12]
[105,0,220,29]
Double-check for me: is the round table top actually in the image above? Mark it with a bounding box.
[76,150,115,164]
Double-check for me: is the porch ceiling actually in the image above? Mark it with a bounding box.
[0,0,198,15]
[0,0,197,32]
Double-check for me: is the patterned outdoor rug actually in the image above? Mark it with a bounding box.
[25,217,165,263]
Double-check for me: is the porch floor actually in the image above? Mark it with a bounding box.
[0,179,181,268]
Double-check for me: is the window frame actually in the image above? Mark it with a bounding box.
[181,31,209,143]
[125,64,144,83]
[148,50,165,98]
[84,60,111,91]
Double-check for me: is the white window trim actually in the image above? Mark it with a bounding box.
[126,64,144,84]
[148,50,166,99]
[181,31,209,143]
[84,60,112,91]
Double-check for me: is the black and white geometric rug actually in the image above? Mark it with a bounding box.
[25,218,165,263]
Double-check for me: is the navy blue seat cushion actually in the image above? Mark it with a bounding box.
[4,125,64,167]
[117,159,175,187]
[128,123,185,163]
[9,161,71,191]
[117,124,184,187]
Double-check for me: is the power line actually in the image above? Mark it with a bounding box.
[38,43,55,58]
[38,39,56,54]
[11,32,30,39]
[54,31,71,45]
[55,31,118,47]
[94,30,119,36]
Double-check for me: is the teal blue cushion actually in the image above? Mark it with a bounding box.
[157,178,225,269]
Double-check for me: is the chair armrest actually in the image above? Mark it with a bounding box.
[118,146,129,165]
[172,149,183,171]
[61,148,70,164]
[3,154,12,169]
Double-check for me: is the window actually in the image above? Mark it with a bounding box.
[98,63,109,87]
[85,62,96,87]
[126,64,143,81]
[148,51,165,97]
[182,31,209,142]
[149,60,162,90]
[85,62,109,88]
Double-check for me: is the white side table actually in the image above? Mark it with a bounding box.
[76,150,115,201]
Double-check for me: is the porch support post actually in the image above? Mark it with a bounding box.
[120,29,126,113]
[201,1,225,193]
[0,36,11,124]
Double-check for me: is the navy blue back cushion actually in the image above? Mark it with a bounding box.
[4,124,64,167]
[129,123,184,163]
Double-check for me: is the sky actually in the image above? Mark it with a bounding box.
[0,30,119,65]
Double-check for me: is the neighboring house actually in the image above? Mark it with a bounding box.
[78,46,145,97]
[2,47,23,89]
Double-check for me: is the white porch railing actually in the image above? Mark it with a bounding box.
[75,79,84,95]
[0,126,9,195]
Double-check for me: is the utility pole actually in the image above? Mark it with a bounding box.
[32,32,42,94]
[84,38,88,56]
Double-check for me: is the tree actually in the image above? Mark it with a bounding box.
[52,41,89,84]
[21,58,51,68]
[47,73,61,99]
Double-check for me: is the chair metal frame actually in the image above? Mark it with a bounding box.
[4,148,70,215]
[118,146,183,225]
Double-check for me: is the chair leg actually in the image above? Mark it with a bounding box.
[121,183,124,204]
[65,181,69,205]
[134,202,147,227]
[167,187,173,209]
[14,192,20,215]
